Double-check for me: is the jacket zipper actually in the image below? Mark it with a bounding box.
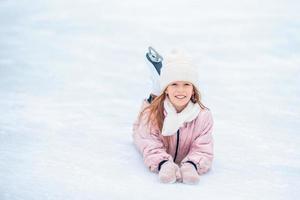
[173,129,180,163]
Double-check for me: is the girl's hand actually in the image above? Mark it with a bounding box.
[180,162,200,184]
[158,161,181,183]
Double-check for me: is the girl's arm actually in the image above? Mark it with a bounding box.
[181,110,214,175]
[132,100,173,173]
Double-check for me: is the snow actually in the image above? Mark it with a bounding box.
[0,0,299,199]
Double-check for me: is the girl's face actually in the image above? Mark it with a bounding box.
[165,81,194,113]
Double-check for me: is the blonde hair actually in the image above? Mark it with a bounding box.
[138,85,207,148]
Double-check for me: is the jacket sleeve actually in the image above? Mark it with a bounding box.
[132,100,173,173]
[181,110,214,175]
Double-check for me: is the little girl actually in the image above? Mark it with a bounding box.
[132,48,214,184]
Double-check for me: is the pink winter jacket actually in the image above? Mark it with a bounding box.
[132,100,214,175]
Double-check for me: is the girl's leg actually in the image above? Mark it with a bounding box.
[145,47,163,103]
[147,93,157,104]
[146,46,163,75]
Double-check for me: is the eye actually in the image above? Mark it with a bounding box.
[171,83,177,86]
[184,83,191,86]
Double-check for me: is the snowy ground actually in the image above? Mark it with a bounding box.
[0,0,299,199]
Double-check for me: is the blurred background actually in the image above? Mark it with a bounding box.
[0,0,299,199]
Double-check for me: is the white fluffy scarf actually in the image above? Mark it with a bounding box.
[161,97,201,136]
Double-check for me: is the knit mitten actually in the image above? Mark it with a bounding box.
[158,161,181,184]
[180,162,200,184]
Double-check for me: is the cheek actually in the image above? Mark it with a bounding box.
[186,88,193,96]
[166,88,174,95]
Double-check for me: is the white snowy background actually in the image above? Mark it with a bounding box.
[0,0,299,199]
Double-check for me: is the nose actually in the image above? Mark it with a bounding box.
[175,85,185,92]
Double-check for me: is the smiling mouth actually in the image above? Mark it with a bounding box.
[175,95,186,99]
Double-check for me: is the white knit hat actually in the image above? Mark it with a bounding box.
[159,49,199,92]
